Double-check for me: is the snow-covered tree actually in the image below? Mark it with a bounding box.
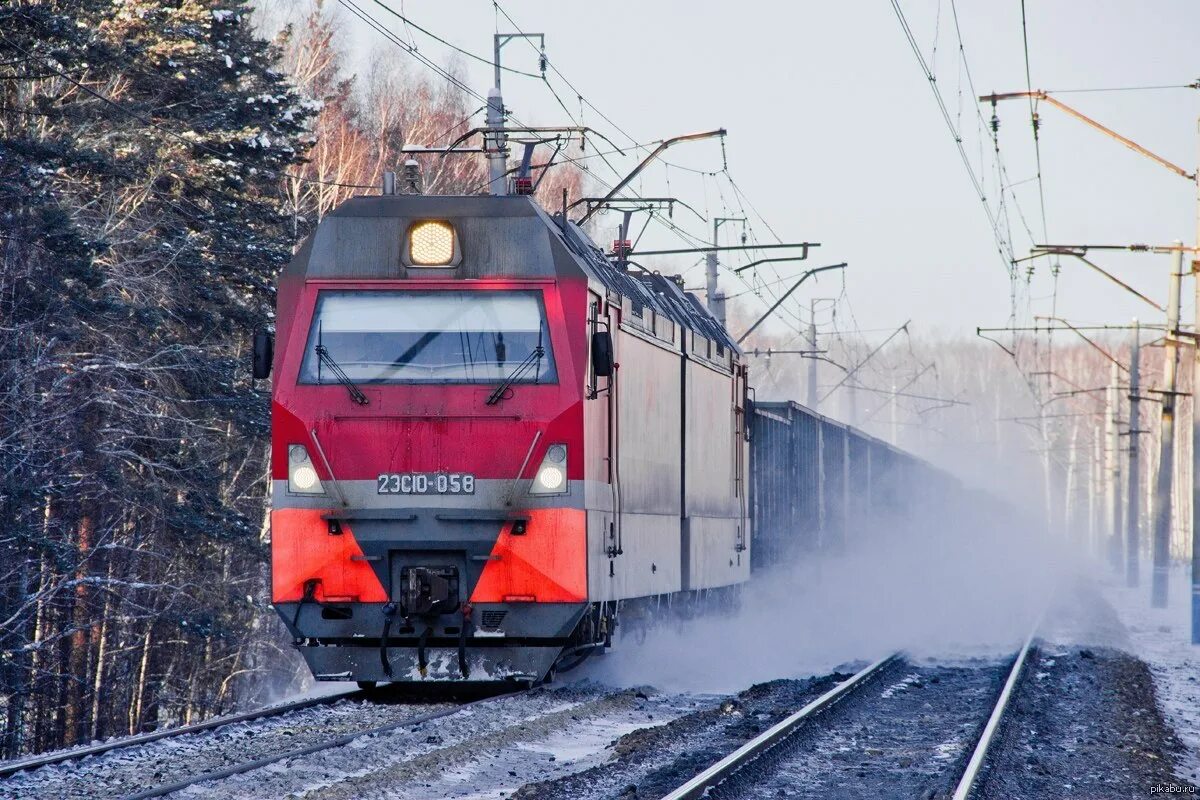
[1,0,313,754]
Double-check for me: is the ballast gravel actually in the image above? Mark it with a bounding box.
[509,675,842,800]
[0,693,454,800]
[976,646,1196,800]
[975,577,1199,800]
[707,659,1008,800]
[175,682,692,800]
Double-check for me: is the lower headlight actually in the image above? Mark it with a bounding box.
[288,445,326,495]
[528,444,568,495]
[291,464,320,491]
[536,464,565,491]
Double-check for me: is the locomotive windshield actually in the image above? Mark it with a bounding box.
[299,290,557,384]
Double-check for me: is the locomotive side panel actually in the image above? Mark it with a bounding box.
[592,323,683,601]
[683,358,736,515]
[682,355,747,590]
[582,290,616,601]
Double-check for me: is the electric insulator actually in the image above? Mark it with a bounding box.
[991,114,1000,134]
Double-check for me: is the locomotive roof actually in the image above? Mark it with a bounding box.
[293,193,740,354]
[555,215,740,353]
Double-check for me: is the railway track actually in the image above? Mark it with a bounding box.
[0,687,364,779]
[0,687,490,800]
[1,641,1041,799]
[2,682,683,800]
[660,635,1038,800]
[950,634,1037,800]
[118,697,496,800]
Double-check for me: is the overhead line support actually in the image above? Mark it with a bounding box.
[734,263,849,345]
[819,321,910,404]
[577,129,728,225]
[629,242,818,258]
[981,90,1196,180]
[1027,248,1165,311]
[736,263,847,345]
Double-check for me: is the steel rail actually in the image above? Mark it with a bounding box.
[660,653,898,800]
[950,631,1039,800]
[119,690,523,800]
[0,688,364,779]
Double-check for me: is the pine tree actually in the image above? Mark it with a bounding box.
[0,0,314,753]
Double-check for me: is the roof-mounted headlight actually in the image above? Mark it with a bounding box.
[407,220,459,267]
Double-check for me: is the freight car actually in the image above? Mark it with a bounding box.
[749,400,960,569]
[254,175,954,687]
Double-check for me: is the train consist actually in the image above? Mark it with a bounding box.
[749,400,964,568]
[255,176,955,687]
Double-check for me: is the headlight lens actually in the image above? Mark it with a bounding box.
[288,445,326,494]
[536,464,565,491]
[529,444,568,495]
[291,465,320,491]
[409,220,455,266]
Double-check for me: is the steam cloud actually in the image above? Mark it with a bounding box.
[580,491,1073,693]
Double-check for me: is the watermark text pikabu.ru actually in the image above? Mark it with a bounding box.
[1151,784,1197,795]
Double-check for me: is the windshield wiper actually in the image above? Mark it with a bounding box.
[485,345,544,406]
[315,345,369,405]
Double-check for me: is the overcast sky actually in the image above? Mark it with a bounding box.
[277,0,1200,342]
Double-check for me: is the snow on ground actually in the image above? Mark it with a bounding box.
[173,684,692,800]
[1102,563,1200,784]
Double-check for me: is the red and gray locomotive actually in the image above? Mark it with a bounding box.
[255,155,958,687]
[259,181,751,686]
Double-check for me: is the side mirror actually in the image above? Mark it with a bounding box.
[591,330,614,378]
[252,330,274,380]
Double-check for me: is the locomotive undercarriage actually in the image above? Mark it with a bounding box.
[281,600,617,685]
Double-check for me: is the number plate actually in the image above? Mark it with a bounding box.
[377,473,476,495]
